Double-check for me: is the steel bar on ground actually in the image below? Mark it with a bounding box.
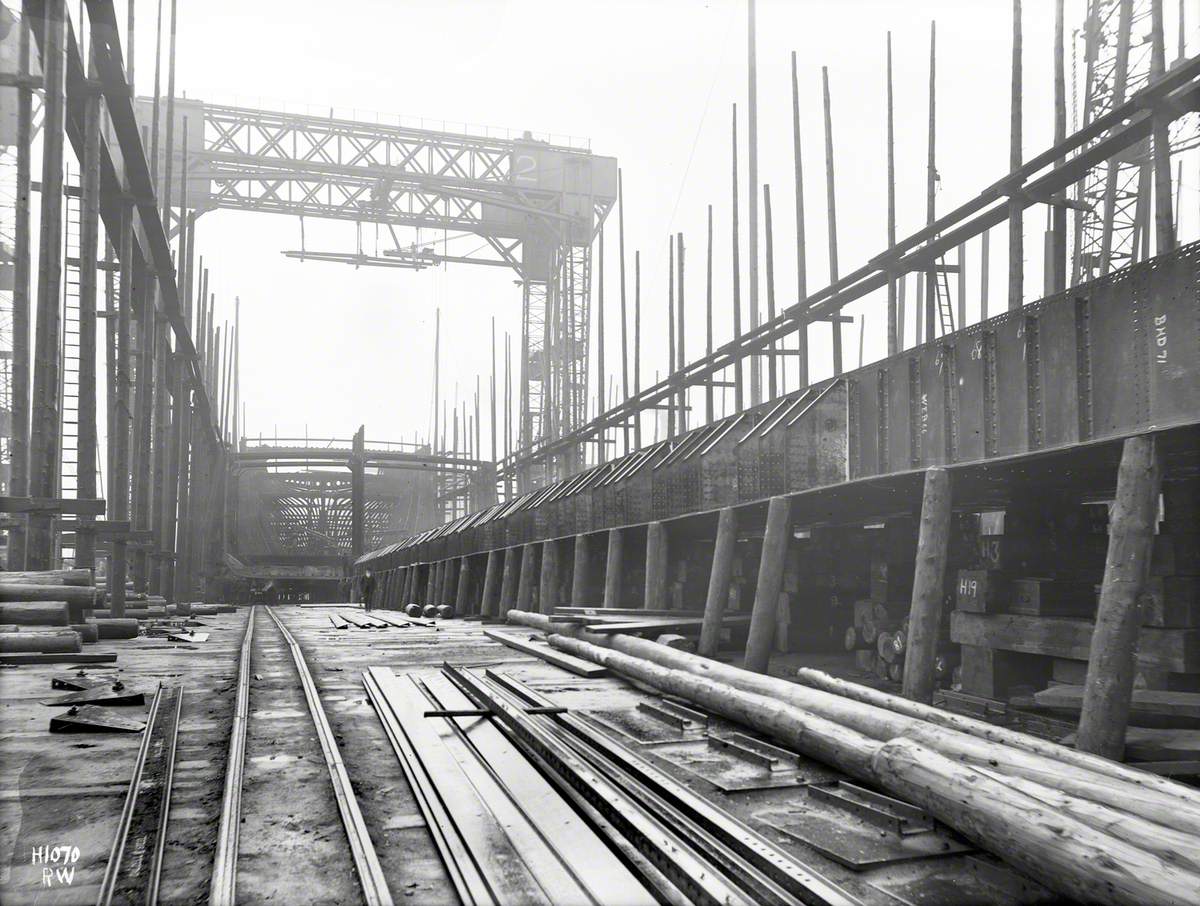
[209,606,255,906]
[97,683,183,906]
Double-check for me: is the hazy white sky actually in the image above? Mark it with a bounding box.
[113,0,1196,454]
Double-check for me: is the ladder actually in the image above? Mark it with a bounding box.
[933,256,955,337]
[59,179,81,562]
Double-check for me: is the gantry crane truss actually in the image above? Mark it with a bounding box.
[169,100,617,489]
[1072,0,1198,284]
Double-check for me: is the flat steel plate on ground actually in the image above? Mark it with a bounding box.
[41,684,145,707]
[51,671,118,690]
[866,855,1057,905]
[646,734,839,792]
[757,799,973,869]
[589,706,708,744]
[49,704,147,733]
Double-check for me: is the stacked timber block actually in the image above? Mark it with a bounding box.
[951,493,1200,712]
[0,567,126,653]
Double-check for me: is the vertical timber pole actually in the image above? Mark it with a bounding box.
[634,253,642,447]
[455,556,472,615]
[603,528,624,609]
[539,539,560,615]
[886,32,898,355]
[132,277,156,592]
[597,226,606,461]
[731,105,744,412]
[925,23,937,340]
[499,546,520,617]
[9,9,32,568]
[516,543,536,612]
[667,238,675,439]
[442,557,459,608]
[1008,0,1023,311]
[618,170,631,452]
[150,297,169,594]
[901,468,952,703]
[28,0,68,569]
[350,426,365,563]
[1077,435,1162,759]
[980,230,990,319]
[746,0,761,407]
[644,521,669,611]
[705,206,714,423]
[481,549,503,618]
[571,534,591,604]
[791,51,809,387]
[1051,0,1067,293]
[744,495,791,673]
[699,506,738,657]
[1150,0,1175,254]
[111,197,135,616]
[76,42,102,571]
[763,186,778,399]
[676,232,686,431]
[821,67,842,375]
[424,562,436,605]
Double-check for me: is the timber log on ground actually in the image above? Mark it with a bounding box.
[507,609,1200,905]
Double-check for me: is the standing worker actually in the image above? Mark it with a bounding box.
[361,569,376,610]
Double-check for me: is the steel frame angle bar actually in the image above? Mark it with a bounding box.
[363,667,490,905]
[363,668,555,905]
[417,671,654,906]
[487,671,865,906]
[443,664,759,906]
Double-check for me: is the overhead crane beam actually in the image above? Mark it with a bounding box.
[170,99,617,468]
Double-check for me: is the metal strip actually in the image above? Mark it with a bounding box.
[97,682,183,906]
[487,671,864,906]
[1075,297,1093,440]
[1024,315,1043,449]
[445,665,760,906]
[363,668,490,906]
[265,608,393,906]
[209,606,255,905]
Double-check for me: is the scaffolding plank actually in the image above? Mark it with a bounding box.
[481,629,608,677]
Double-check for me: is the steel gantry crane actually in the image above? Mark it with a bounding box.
[1072,0,1198,284]
[158,99,617,489]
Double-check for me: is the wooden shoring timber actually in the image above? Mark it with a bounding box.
[1078,434,1163,758]
[794,667,1200,812]
[584,615,750,636]
[902,468,951,703]
[0,568,93,586]
[481,628,608,677]
[504,611,1200,839]
[480,550,503,618]
[537,629,1200,906]
[0,584,99,607]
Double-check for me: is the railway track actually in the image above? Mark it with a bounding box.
[209,605,394,906]
[96,606,395,905]
[94,607,859,906]
[96,682,184,906]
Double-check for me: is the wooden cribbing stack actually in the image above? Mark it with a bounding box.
[507,609,1200,906]
[0,567,116,655]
